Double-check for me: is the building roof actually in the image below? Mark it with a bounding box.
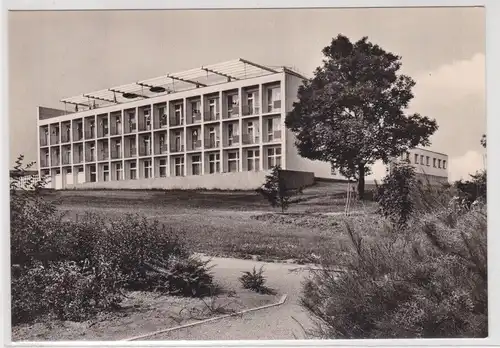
[60,58,304,112]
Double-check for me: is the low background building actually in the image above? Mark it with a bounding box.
[390,148,449,185]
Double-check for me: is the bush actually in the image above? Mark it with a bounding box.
[257,166,295,213]
[301,201,487,338]
[12,259,123,324]
[239,266,274,294]
[10,156,214,324]
[454,170,487,207]
[374,162,417,227]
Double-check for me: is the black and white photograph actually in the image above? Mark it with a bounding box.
[6,2,491,344]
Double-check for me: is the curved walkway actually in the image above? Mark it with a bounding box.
[142,256,315,341]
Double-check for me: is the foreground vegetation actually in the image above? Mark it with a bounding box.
[11,156,214,325]
[301,164,487,338]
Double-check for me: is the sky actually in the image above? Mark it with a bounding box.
[8,7,486,181]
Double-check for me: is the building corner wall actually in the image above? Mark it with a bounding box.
[283,73,346,180]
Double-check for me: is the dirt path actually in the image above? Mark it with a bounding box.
[139,256,316,340]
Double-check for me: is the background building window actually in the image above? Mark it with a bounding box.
[191,155,201,175]
[247,149,260,171]
[267,147,282,168]
[159,158,167,177]
[174,157,184,176]
[208,153,220,174]
[228,152,239,172]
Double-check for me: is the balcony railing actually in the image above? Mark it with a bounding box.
[73,154,83,164]
[170,117,184,127]
[86,153,96,162]
[267,130,282,142]
[242,104,260,116]
[139,146,152,157]
[98,126,109,138]
[242,133,260,145]
[226,134,240,147]
[98,150,109,161]
[74,131,84,141]
[51,157,60,166]
[111,149,122,159]
[50,135,60,145]
[125,147,137,158]
[40,160,50,168]
[171,144,185,153]
[267,100,282,113]
[40,137,48,146]
[138,119,152,132]
[204,110,220,122]
[226,105,239,118]
[192,111,202,123]
[61,153,71,165]
[157,144,169,154]
[204,138,220,149]
[85,130,95,139]
[159,115,168,128]
[187,140,202,151]
[61,133,71,143]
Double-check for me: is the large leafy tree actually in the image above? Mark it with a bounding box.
[286,35,438,199]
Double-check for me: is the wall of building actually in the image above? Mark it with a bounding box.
[65,168,314,191]
[38,106,67,120]
[392,147,449,180]
[283,73,347,180]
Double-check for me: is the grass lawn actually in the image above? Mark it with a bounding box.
[49,181,378,263]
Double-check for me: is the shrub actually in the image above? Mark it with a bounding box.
[257,166,295,213]
[12,259,123,324]
[374,162,417,227]
[454,170,487,207]
[239,266,274,294]
[301,202,487,338]
[10,156,215,324]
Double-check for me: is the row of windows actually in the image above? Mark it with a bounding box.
[46,147,282,183]
[402,152,447,169]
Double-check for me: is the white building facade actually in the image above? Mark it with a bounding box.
[391,147,449,184]
[37,59,339,190]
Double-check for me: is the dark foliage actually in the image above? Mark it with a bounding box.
[285,34,438,199]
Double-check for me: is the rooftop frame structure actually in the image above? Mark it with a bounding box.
[60,58,288,112]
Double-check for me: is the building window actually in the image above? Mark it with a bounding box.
[130,161,137,180]
[90,165,96,182]
[144,109,151,130]
[175,104,183,125]
[414,154,419,164]
[209,98,218,119]
[227,151,239,172]
[103,164,110,182]
[267,87,281,112]
[159,106,167,127]
[129,112,136,131]
[267,147,282,168]
[208,153,220,174]
[143,160,152,179]
[267,118,274,141]
[191,101,200,116]
[426,156,430,166]
[443,160,447,170]
[174,131,182,152]
[420,155,424,164]
[159,158,167,177]
[174,156,184,176]
[247,149,260,171]
[192,155,201,175]
[227,94,239,116]
[433,158,436,167]
[115,162,123,180]
[438,159,442,168]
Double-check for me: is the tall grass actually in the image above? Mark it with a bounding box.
[301,183,487,338]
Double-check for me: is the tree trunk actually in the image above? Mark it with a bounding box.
[357,165,366,200]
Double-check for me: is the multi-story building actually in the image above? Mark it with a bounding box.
[37,58,338,190]
[391,147,449,185]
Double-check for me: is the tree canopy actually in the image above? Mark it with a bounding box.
[285,34,438,198]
